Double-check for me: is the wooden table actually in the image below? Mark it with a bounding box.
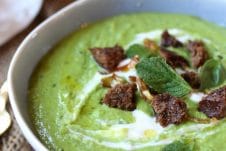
[0,1,73,150]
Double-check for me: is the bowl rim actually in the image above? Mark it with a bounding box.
[7,0,89,150]
[7,0,226,150]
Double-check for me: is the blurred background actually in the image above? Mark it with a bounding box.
[0,0,74,150]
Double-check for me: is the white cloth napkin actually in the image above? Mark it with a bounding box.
[0,0,43,46]
[0,81,11,136]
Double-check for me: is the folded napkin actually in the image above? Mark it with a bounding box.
[0,0,43,46]
[0,81,10,136]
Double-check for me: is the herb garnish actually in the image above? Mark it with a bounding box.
[136,57,191,97]
[199,59,226,90]
[126,44,154,58]
[162,140,192,151]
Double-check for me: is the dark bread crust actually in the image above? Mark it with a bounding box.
[181,71,200,89]
[199,86,226,119]
[152,93,188,127]
[161,30,183,48]
[160,48,189,69]
[187,40,209,68]
[102,83,137,111]
[90,45,125,72]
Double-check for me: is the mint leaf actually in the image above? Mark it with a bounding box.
[199,59,226,90]
[126,44,152,58]
[162,141,192,151]
[136,57,191,97]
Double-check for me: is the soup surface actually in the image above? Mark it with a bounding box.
[29,13,226,151]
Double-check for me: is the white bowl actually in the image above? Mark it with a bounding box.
[7,0,226,150]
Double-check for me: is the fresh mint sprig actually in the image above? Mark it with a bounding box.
[136,57,191,97]
[199,59,226,90]
[126,44,154,58]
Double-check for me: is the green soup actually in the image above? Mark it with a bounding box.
[28,13,226,151]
